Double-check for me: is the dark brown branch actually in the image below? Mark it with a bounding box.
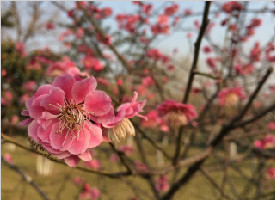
[161,66,272,200]
[134,123,172,160]
[182,2,211,104]
[109,142,132,174]
[2,156,51,200]
[173,1,211,167]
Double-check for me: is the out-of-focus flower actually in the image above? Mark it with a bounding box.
[1,69,7,76]
[164,3,179,16]
[268,122,275,131]
[218,87,246,106]
[3,153,13,164]
[96,33,112,45]
[23,81,36,92]
[46,57,83,77]
[83,159,101,170]
[156,175,170,192]
[82,56,104,72]
[183,9,193,16]
[79,184,101,200]
[203,46,212,53]
[109,154,120,162]
[254,134,275,149]
[10,115,19,124]
[134,161,147,172]
[222,1,243,14]
[16,42,27,57]
[46,22,55,30]
[97,78,109,87]
[141,110,169,132]
[266,167,275,179]
[119,145,134,155]
[157,100,197,128]
[73,176,84,186]
[234,64,254,75]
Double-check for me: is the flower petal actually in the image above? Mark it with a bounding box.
[68,128,90,155]
[64,155,80,167]
[34,84,52,98]
[19,118,33,126]
[86,123,102,148]
[28,120,40,142]
[84,91,112,116]
[40,87,65,112]
[72,76,97,104]
[52,75,76,101]
[49,123,72,151]
[78,151,92,161]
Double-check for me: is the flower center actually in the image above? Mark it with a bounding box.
[163,111,188,128]
[225,93,238,106]
[57,100,88,136]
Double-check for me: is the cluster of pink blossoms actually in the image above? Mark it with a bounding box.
[254,134,275,149]
[20,75,146,167]
[218,87,246,106]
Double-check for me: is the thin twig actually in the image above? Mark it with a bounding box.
[2,156,51,200]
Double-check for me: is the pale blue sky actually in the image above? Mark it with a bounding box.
[3,1,275,58]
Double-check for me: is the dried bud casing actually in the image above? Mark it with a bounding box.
[225,93,239,106]
[163,112,188,128]
[109,118,135,142]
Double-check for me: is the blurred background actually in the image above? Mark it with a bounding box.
[1,1,275,200]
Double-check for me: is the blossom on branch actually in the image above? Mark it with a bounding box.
[157,100,197,128]
[218,87,246,106]
[20,75,114,167]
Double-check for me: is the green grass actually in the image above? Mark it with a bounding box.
[2,136,274,200]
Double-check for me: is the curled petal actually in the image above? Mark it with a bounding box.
[84,91,112,116]
[40,87,65,112]
[52,75,76,101]
[72,76,97,104]
[64,155,80,167]
[19,118,33,126]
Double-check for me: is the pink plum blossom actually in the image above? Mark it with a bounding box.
[73,176,84,186]
[11,115,19,124]
[157,100,197,127]
[119,145,134,155]
[46,22,55,30]
[79,184,101,200]
[102,92,146,142]
[267,122,275,131]
[222,2,243,13]
[46,57,82,77]
[141,110,169,132]
[16,42,27,56]
[156,175,170,192]
[96,78,109,87]
[3,153,13,164]
[266,167,275,179]
[109,154,120,162]
[23,81,36,92]
[254,134,275,149]
[20,75,114,167]
[134,161,147,172]
[218,87,246,106]
[83,159,101,170]
[82,56,104,72]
